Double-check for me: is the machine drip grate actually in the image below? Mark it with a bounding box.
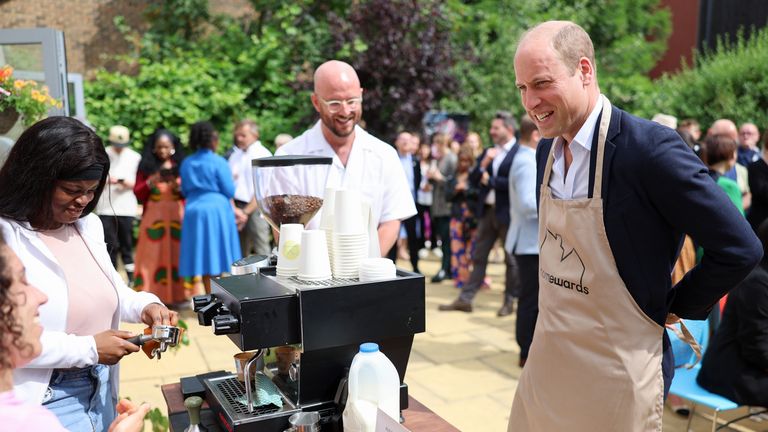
[216,377,281,416]
[285,276,358,287]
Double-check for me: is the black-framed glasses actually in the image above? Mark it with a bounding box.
[317,96,363,113]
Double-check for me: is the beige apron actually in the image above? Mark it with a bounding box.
[508,97,664,432]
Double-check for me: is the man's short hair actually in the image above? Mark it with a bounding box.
[680,119,700,129]
[703,135,738,166]
[235,119,260,137]
[551,23,595,75]
[494,111,518,131]
[519,114,538,142]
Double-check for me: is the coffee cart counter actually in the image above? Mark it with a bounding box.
[161,383,460,432]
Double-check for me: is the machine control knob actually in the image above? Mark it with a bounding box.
[192,294,214,312]
[196,300,223,326]
[212,314,240,335]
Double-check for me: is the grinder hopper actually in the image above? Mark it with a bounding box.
[252,155,332,230]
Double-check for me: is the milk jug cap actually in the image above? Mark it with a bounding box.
[359,342,379,353]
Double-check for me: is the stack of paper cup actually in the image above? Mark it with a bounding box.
[332,189,368,278]
[276,224,303,277]
[298,229,332,281]
[359,258,397,282]
[319,187,336,268]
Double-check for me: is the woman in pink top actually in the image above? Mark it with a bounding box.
[0,117,177,431]
[0,234,150,432]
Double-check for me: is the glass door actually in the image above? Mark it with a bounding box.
[0,28,69,143]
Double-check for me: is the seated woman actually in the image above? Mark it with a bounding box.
[0,116,177,431]
[697,220,768,407]
[0,233,150,432]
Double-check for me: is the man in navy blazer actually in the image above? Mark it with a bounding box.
[439,112,520,314]
[531,63,762,399]
[508,20,762,430]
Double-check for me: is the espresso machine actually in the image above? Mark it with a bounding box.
[192,156,426,432]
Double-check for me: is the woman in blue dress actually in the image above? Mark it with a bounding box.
[179,121,243,294]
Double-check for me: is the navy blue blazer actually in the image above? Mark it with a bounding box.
[470,144,519,225]
[536,105,762,394]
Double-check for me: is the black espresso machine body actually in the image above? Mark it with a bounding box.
[195,267,425,431]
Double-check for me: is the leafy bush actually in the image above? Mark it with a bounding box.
[441,0,670,131]
[639,27,768,128]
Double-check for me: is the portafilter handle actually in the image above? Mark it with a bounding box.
[243,349,265,413]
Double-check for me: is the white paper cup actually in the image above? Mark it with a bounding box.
[277,224,304,275]
[334,189,365,234]
[298,229,332,281]
[319,187,336,231]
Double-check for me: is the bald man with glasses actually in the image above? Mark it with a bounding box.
[275,60,416,255]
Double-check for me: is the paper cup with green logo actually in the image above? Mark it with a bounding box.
[277,223,303,277]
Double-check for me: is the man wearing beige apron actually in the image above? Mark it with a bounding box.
[508,21,761,431]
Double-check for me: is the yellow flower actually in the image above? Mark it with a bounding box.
[13,80,24,89]
[31,90,41,99]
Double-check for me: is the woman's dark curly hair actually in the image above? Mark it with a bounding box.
[0,234,28,370]
[0,116,109,229]
[138,128,185,175]
[188,121,218,151]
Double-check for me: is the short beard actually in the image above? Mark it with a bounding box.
[323,117,357,138]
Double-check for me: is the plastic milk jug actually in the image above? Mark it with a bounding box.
[342,343,400,432]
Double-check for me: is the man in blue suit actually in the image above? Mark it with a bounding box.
[507,21,761,431]
[439,112,519,314]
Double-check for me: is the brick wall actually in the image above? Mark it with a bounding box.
[0,0,256,76]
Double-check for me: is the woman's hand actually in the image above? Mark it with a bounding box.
[109,399,151,432]
[141,303,179,327]
[94,329,141,365]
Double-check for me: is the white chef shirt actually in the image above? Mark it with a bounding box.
[229,140,272,203]
[95,146,141,217]
[549,95,604,200]
[275,121,417,229]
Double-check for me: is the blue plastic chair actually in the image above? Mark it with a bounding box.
[667,319,741,431]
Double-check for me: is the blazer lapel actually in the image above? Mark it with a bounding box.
[588,105,621,199]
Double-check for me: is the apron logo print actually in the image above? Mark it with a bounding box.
[540,230,589,295]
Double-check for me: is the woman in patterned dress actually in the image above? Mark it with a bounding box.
[133,129,186,306]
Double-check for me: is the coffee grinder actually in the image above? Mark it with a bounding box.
[193,155,426,431]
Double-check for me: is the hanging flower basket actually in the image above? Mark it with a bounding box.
[0,65,61,131]
[0,107,19,135]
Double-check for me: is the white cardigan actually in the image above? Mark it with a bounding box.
[0,213,161,404]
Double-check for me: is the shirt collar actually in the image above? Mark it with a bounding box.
[499,137,517,152]
[570,94,604,151]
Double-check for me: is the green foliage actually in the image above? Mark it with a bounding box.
[85,54,248,151]
[638,27,768,128]
[442,0,671,132]
[85,0,673,147]
[146,407,169,432]
[85,2,341,152]
[331,0,457,139]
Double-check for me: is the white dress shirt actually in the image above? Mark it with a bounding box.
[549,95,604,200]
[95,146,141,216]
[229,140,272,203]
[275,121,416,229]
[486,137,517,205]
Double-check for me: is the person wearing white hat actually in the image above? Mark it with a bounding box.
[95,125,141,283]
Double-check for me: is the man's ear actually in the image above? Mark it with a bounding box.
[310,93,321,113]
[579,57,595,87]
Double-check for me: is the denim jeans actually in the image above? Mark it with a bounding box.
[43,364,115,432]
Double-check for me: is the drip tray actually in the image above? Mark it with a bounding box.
[203,374,298,424]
